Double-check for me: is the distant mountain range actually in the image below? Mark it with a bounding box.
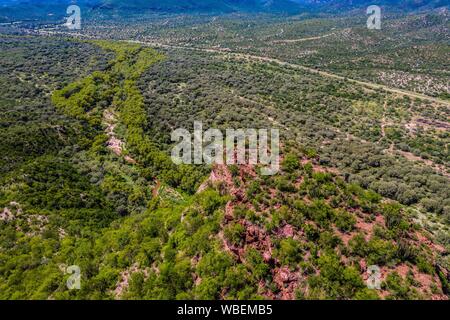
[92,0,306,14]
[0,0,448,21]
[0,0,304,15]
[294,0,449,11]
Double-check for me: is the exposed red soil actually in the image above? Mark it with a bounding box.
[103,109,137,165]
[152,179,161,198]
[271,267,300,300]
[414,232,446,253]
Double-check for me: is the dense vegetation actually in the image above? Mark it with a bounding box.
[0,37,209,298]
[137,48,449,234]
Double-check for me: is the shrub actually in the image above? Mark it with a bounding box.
[334,210,357,233]
[275,238,303,267]
[282,153,300,173]
[244,248,270,280]
[224,223,245,246]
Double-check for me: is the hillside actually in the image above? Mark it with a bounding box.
[0,0,449,303]
[97,0,304,13]
[293,0,449,10]
[0,0,303,21]
[1,0,448,22]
